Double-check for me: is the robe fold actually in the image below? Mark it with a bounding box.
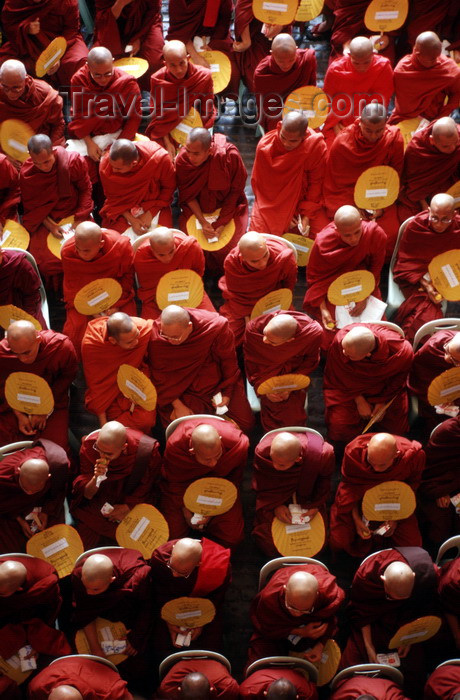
[0,618,71,659]
[439,559,460,616]
[28,656,132,699]
[424,663,460,700]
[331,676,409,700]
[0,249,45,329]
[0,154,20,225]
[0,556,60,627]
[159,659,239,699]
[240,668,317,700]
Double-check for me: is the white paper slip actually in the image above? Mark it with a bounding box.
[130,516,150,541]
[335,295,387,329]
[96,473,108,488]
[441,264,459,288]
[263,1,287,9]
[43,49,62,71]
[88,291,109,307]
[197,495,222,506]
[342,285,362,295]
[168,291,190,301]
[101,502,114,515]
[101,626,114,641]
[18,646,37,671]
[17,393,40,404]
[176,123,193,135]
[41,537,69,558]
[176,631,192,647]
[8,138,27,152]
[207,236,219,243]
[401,630,427,641]
[263,305,282,315]
[1,230,12,245]
[215,404,228,415]
[374,503,400,511]
[210,64,219,72]
[176,610,201,620]
[285,523,311,533]
[375,10,398,19]
[365,188,388,198]
[125,380,147,401]
[191,513,206,526]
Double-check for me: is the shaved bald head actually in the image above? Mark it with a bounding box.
[285,571,318,616]
[349,36,374,72]
[414,31,442,68]
[18,459,49,494]
[7,319,38,344]
[109,139,139,165]
[270,432,302,471]
[334,205,363,246]
[74,221,103,260]
[149,227,176,262]
[263,314,298,346]
[367,433,398,471]
[361,103,387,123]
[180,672,210,699]
[159,305,193,345]
[169,538,202,578]
[6,320,41,363]
[381,561,415,599]
[431,117,459,154]
[87,47,113,66]
[49,687,83,700]
[97,421,127,450]
[445,332,460,366]
[163,39,187,61]
[28,133,53,155]
[238,232,269,269]
[188,127,212,150]
[429,193,456,233]
[271,34,297,72]
[107,312,135,339]
[0,58,26,81]
[0,561,27,597]
[161,305,191,327]
[163,40,189,80]
[266,678,297,700]
[342,326,376,361]
[190,424,223,467]
[81,554,115,595]
[282,111,308,135]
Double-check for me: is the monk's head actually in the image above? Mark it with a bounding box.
[163,40,189,80]
[189,424,223,467]
[355,696,378,700]
[185,128,212,167]
[94,420,128,461]
[279,111,308,151]
[334,205,363,247]
[266,678,298,700]
[359,103,387,144]
[81,553,115,595]
[18,458,50,495]
[428,193,456,233]
[74,221,104,261]
[263,313,298,347]
[179,672,210,699]
[381,561,415,600]
[413,31,442,69]
[6,320,41,364]
[48,688,84,700]
[367,433,399,472]
[148,227,176,264]
[430,117,459,155]
[109,139,140,173]
[168,538,202,578]
[341,326,376,361]
[0,59,26,101]
[107,312,140,349]
[444,332,460,367]
[159,305,193,345]
[0,561,27,597]
[349,36,374,72]
[28,134,55,173]
[271,34,297,73]
[270,432,302,471]
[238,232,269,270]
[87,46,114,87]
[284,571,318,617]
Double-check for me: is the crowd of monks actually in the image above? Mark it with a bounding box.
[1,0,460,698]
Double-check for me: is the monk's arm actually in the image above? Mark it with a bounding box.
[111,0,134,19]
[72,156,94,222]
[118,80,142,141]
[61,0,84,40]
[233,23,251,52]
[48,96,66,147]
[319,299,335,329]
[352,504,371,539]
[144,154,176,216]
[305,445,334,508]
[361,624,378,662]
[215,149,247,226]
[186,198,213,234]
[298,140,327,213]
[211,324,241,401]
[83,620,105,656]
[50,339,78,407]
[15,259,42,317]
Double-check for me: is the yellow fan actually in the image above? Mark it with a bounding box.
[316,639,341,686]
[116,503,169,558]
[0,305,41,331]
[396,118,422,150]
[362,480,416,522]
[0,119,34,163]
[183,477,237,517]
[389,616,442,649]
[134,133,149,141]
[0,655,33,685]
[271,512,325,556]
[5,372,54,415]
[75,618,128,665]
[0,220,30,249]
[116,364,157,410]
[171,108,203,146]
[73,278,122,315]
[364,0,408,32]
[447,180,460,206]
[156,269,204,310]
[46,216,75,260]
[427,367,460,406]
[295,0,324,22]
[257,373,310,396]
[282,233,314,267]
[354,166,400,210]
[251,288,292,320]
[252,0,299,25]
[327,270,375,306]
[283,86,329,130]
[26,524,84,579]
[114,57,149,78]
[192,50,230,94]
[186,209,236,251]
[35,36,67,77]
[161,597,216,628]
[428,250,460,301]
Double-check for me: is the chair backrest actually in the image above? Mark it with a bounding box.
[436,535,460,565]
[358,550,387,567]
[260,233,298,263]
[259,556,328,591]
[389,217,414,275]
[7,247,50,329]
[262,426,323,441]
[0,552,35,560]
[132,228,185,254]
[74,546,123,568]
[365,320,405,338]
[245,656,318,685]
[159,650,231,680]
[436,658,460,670]
[0,440,34,460]
[386,217,414,313]
[330,664,404,691]
[413,318,460,351]
[50,653,118,673]
[165,414,225,441]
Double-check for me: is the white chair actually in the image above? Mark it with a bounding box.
[365,320,405,338]
[165,414,225,441]
[74,546,123,568]
[263,426,323,440]
[50,653,117,672]
[428,420,446,442]
[8,247,50,329]
[435,658,460,669]
[413,318,460,352]
[330,664,404,691]
[245,656,318,685]
[246,380,261,413]
[260,233,298,263]
[386,217,414,318]
[259,556,328,591]
[159,650,231,680]
[0,552,35,560]
[435,536,460,566]
[359,550,387,567]
[0,440,33,459]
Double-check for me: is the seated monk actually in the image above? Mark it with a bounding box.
[0,321,77,449]
[100,138,175,234]
[0,153,20,227]
[394,194,460,341]
[323,324,413,443]
[248,566,345,665]
[0,676,19,699]
[134,227,215,319]
[439,559,460,655]
[240,670,317,700]
[398,117,460,221]
[159,659,239,699]
[329,0,396,63]
[303,206,386,344]
[160,419,249,549]
[424,662,460,700]
[330,673,410,700]
[330,433,424,558]
[253,431,334,557]
[150,537,231,656]
[81,312,156,432]
[253,34,316,132]
[20,134,93,286]
[148,305,253,430]
[61,221,136,358]
[0,558,61,627]
[71,421,161,548]
[219,232,298,347]
[175,128,249,275]
[0,248,46,332]
[146,40,215,160]
[250,112,328,238]
[389,31,460,125]
[323,104,403,260]
[0,441,69,552]
[322,37,394,148]
[243,311,323,430]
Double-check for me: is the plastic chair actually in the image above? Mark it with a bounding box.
[386,217,414,318]
[74,546,123,568]
[435,658,460,669]
[359,550,387,567]
[259,556,328,591]
[7,247,50,329]
[428,420,446,443]
[435,535,460,566]
[245,656,318,685]
[330,664,404,691]
[413,318,460,351]
[0,440,33,459]
[165,414,225,440]
[159,650,231,680]
[365,320,405,338]
[260,233,298,263]
[50,653,117,672]
[263,426,323,440]
[0,552,35,560]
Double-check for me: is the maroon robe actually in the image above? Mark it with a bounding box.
[331,676,409,700]
[159,659,239,699]
[240,668,317,700]
[0,618,71,661]
[0,249,45,330]
[424,663,460,700]
[439,559,460,616]
[0,556,60,627]
[330,0,395,64]
[0,677,19,700]
[0,154,20,225]
[28,656,132,699]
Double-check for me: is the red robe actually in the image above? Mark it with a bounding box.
[0,441,69,552]
[160,417,249,548]
[71,428,161,548]
[0,556,60,627]
[28,656,132,700]
[148,308,253,431]
[250,123,328,237]
[394,212,460,341]
[253,431,334,556]
[329,434,424,557]
[439,559,460,616]
[176,134,249,274]
[100,140,175,232]
[0,154,20,225]
[0,618,70,660]
[159,659,239,699]
[330,0,395,63]
[424,663,460,700]
[0,677,19,700]
[253,49,317,132]
[61,229,136,358]
[323,324,413,442]
[134,232,215,318]
[243,310,323,430]
[0,249,44,329]
[331,676,409,700]
[0,329,77,448]
[81,315,156,432]
[240,668,317,700]
[219,238,298,346]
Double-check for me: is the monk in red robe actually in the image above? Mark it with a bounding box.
[398,117,460,221]
[0,321,77,448]
[0,0,87,85]
[253,34,316,132]
[253,430,334,556]
[439,558,460,651]
[150,537,231,655]
[0,619,71,673]
[331,674,410,700]
[160,418,249,549]
[61,221,136,358]
[28,655,132,699]
[248,564,345,664]
[244,311,323,430]
[0,557,61,627]
[0,440,69,552]
[329,0,395,63]
[394,195,460,341]
[159,656,239,699]
[148,305,253,430]
[71,421,161,548]
[330,433,424,557]
[100,138,175,233]
[240,668,317,700]
[0,677,19,699]
[251,112,328,237]
[134,227,215,319]
[0,154,20,226]
[20,134,93,285]
[82,313,156,432]
[424,662,460,700]
[176,128,248,274]
[323,324,413,443]
[0,249,45,331]
[219,232,298,347]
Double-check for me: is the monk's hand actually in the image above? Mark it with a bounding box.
[355,518,371,540]
[397,645,411,659]
[167,623,185,647]
[129,38,141,56]
[364,643,378,663]
[137,210,153,230]
[30,414,47,432]
[355,395,372,420]
[266,390,289,403]
[349,298,368,317]
[106,504,130,522]
[303,642,324,664]
[274,505,293,524]
[304,508,318,520]
[87,139,103,162]
[183,506,211,530]
[436,495,451,508]
[233,38,251,52]
[212,224,225,239]
[382,520,397,537]
[35,511,48,531]
[171,399,194,420]
[130,218,147,235]
[320,306,335,331]
[16,516,35,539]
[94,459,109,479]
[371,402,387,419]
[301,621,328,639]
[421,280,443,304]
[211,394,230,409]
[28,17,40,34]
[333,123,345,135]
[164,135,177,162]
[47,60,60,76]
[201,219,216,239]
[190,626,203,641]
[14,410,36,435]
[262,23,283,39]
